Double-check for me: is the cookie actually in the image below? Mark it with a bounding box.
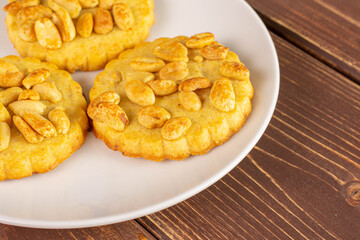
[3,0,154,72]
[88,33,253,161]
[0,55,88,180]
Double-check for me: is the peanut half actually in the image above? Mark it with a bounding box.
[49,0,82,19]
[48,107,70,134]
[9,100,47,117]
[0,87,23,105]
[179,91,201,111]
[0,59,25,88]
[13,115,44,143]
[125,80,155,106]
[210,78,235,112]
[23,112,57,137]
[130,57,165,72]
[3,0,40,15]
[19,21,37,42]
[153,41,189,62]
[78,0,99,8]
[92,91,120,105]
[16,5,52,22]
[186,32,214,49]
[18,89,40,101]
[201,44,229,60]
[0,122,11,152]
[0,103,11,126]
[32,81,62,103]
[76,13,93,38]
[162,117,192,141]
[22,68,50,89]
[94,8,113,34]
[220,61,249,81]
[113,3,135,30]
[159,61,189,82]
[125,72,155,83]
[147,79,177,96]
[87,102,128,131]
[137,105,171,129]
[52,7,76,42]
[34,18,62,49]
[178,77,212,92]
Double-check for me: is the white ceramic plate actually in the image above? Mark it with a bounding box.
[0,0,279,228]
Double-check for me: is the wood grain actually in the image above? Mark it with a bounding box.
[246,0,360,83]
[138,32,360,239]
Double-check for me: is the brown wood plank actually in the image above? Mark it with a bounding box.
[138,32,360,239]
[246,0,360,83]
[0,220,157,240]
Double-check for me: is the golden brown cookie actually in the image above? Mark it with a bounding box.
[0,55,88,180]
[88,33,254,161]
[3,0,154,73]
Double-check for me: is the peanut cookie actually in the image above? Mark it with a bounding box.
[0,55,88,180]
[3,0,154,73]
[88,33,253,161]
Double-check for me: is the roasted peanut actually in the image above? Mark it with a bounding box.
[9,100,47,116]
[186,32,214,49]
[32,81,62,103]
[76,13,93,38]
[16,5,52,22]
[34,18,62,49]
[201,44,229,60]
[92,91,120,105]
[22,68,50,89]
[94,8,113,34]
[87,102,128,131]
[178,77,212,92]
[210,78,235,112]
[220,61,249,81]
[193,55,203,63]
[147,79,177,96]
[3,0,40,15]
[130,57,165,72]
[0,87,23,105]
[18,89,40,101]
[153,41,189,62]
[13,115,44,143]
[78,0,99,8]
[161,117,192,140]
[19,21,37,42]
[137,105,171,129]
[49,0,82,19]
[0,59,25,88]
[179,91,201,111]
[0,122,10,152]
[159,61,189,82]
[125,71,155,83]
[98,0,123,9]
[23,112,57,137]
[0,103,11,125]
[52,7,76,42]
[125,80,155,106]
[113,3,135,30]
[48,107,70,134]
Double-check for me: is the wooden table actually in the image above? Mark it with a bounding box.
[1,0,359,239]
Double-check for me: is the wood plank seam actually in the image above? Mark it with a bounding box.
[134,219,161,240]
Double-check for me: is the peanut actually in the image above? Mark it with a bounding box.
[48,107,70,134]
[210,78,235,112]
[125,72,155,83]
[130,57,165,72]
[94,8,113,34]
[220,61,249,81]
[3,0,40,15]
[18,89,40,101]
[186,32,214,49]
[22,68,50,89]
[49,0,82,19]
[19,21,37,42]
[179,91,201,111]
[159,61,189,82]
[147,79,177,96]
[23,112,57,137]
[87,102,128,131]
[0,87,23,105]
[153,41,189,62]
[137,105,171,129]
[92,91,120,105]
[32,81,62,103]
[13,115,44,143]
[0,59,25,88]
[201,44,229,60]
[52,7,76,42]
[9,100,47,117]
[113,3,135,30]
[78,0,99,8]
[16,5,52,22]
[0,122,10,152]
[0,103,11,125]
[125,80,155,106]
[34,18,62,49]
[98,0,123,9]
[162,117,192,141]
[76,13,93,38]
[178,77,212,92]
